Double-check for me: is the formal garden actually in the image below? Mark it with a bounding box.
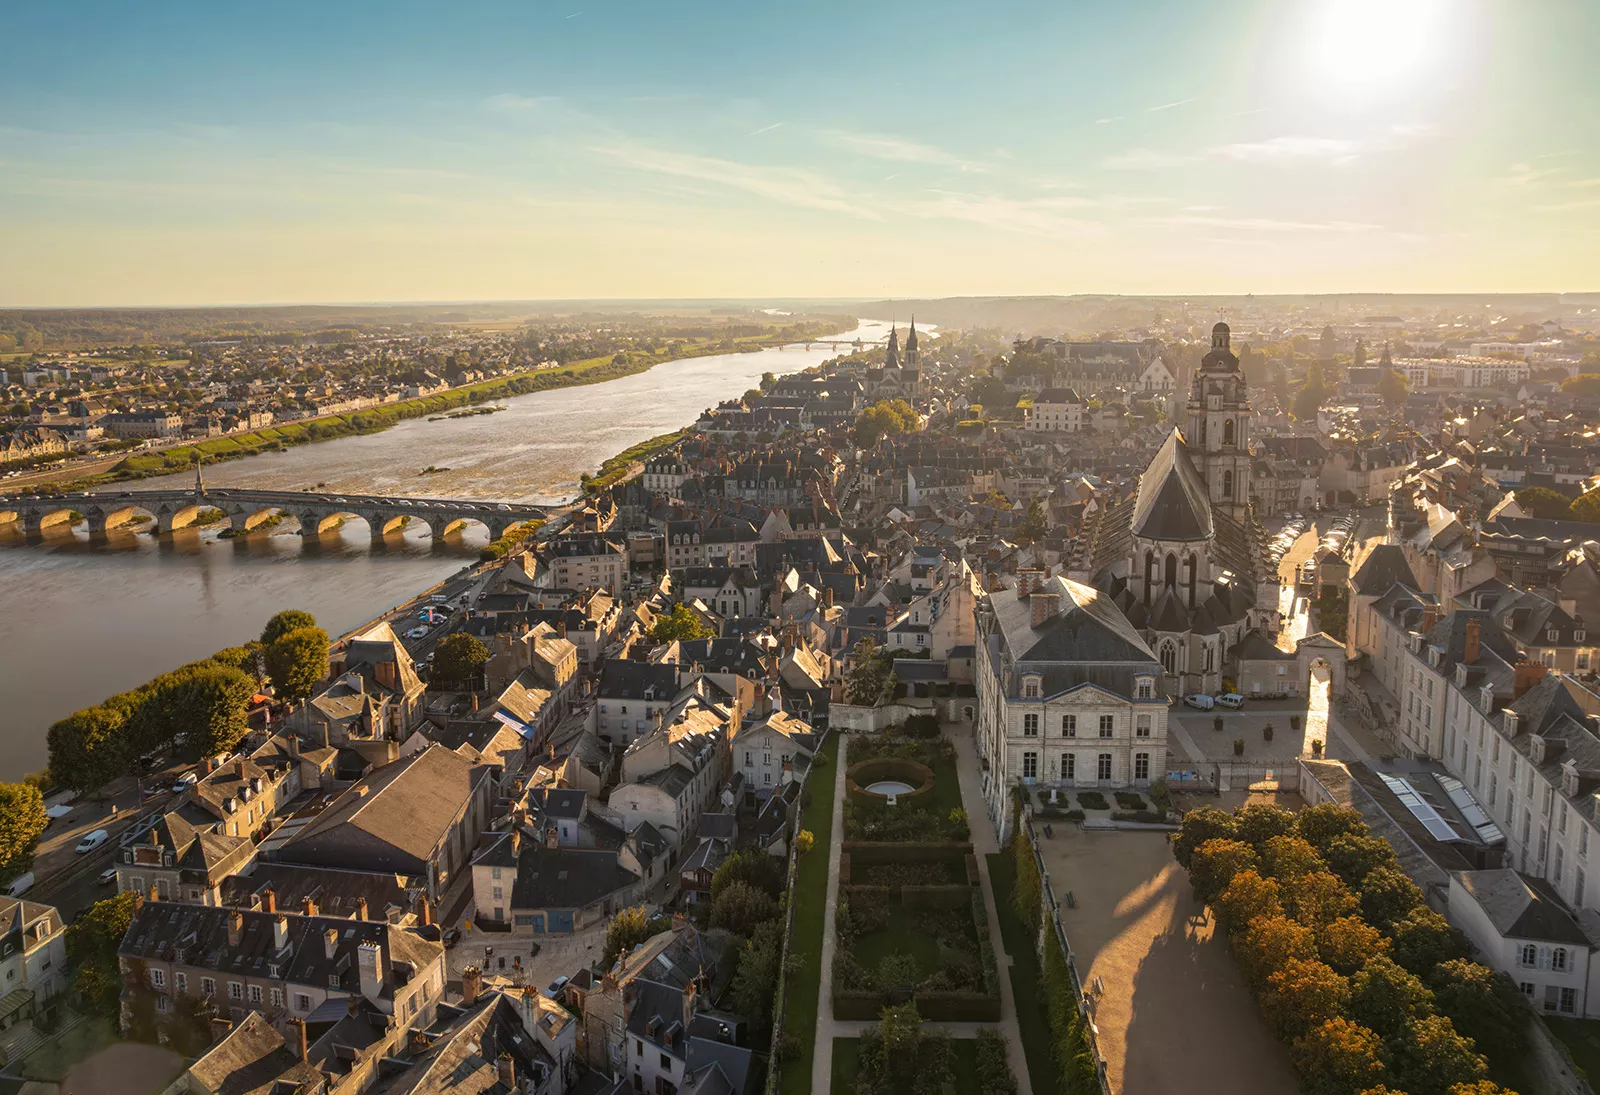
[776,733,839,1095]
[831,1011,1017,1095]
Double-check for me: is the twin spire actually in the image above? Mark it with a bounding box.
[885,316,918,369]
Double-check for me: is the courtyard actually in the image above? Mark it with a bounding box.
[1033,826,1298,1095]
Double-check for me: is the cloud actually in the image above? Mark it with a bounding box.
[1094,117,1122,125]
[1104,126,1431,170]
[483,93,562,111]
[1212,136,1362,164]
[893,190,1105,238]
[1534,197,1600,213]
[1496,162,1561,188]
[1097,148,1196,170]
[750,122,783,136]
[1142,213,1388,234]
[589,142,876,217]
[817,129,985,171]
[1146,97,1198,113]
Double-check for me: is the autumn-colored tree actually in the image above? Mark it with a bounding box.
[1429,958,1527,1062]
[1390,1015,1488,1095]
[1324,833,1401,889]
[1263,834,1326,881]
[0,783,47,885]
[1349,956,1435,1039]
[1264,957,1352,1041]
[1236,914,1319,990]
[1292,1017,1388,1095]
[1173,806,1238,869]
[1215,869,1283,934]
[1447,1082,1519,1095]
[1320,916,1392,976]
[1234,801,1297,854]
[1282,870,1359,927]
[1189,838,1260,906]
[1360,867,1425,930]
[1295,802,1370,854]
[1389,906,1468,975]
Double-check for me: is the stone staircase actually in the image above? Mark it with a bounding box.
[0,1007,88,1070]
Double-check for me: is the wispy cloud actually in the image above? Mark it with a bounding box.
[893,189,1105,238]
[1497,162,1562,188]
[1213,136,1362,164]
[1142,213,1390,234]
[1094,117,1122,125]
[1145,97,1198,113]
[483,93,563,111]
[816,128,986,172]
[1104,125,1429,171]
[590,142,876,217]
[750,122,783,136]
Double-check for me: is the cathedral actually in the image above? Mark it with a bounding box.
[865,319,921,401]
[1070,322,1280,696]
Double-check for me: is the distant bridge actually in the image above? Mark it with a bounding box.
[799,339,868,351]
[0,484,546,541]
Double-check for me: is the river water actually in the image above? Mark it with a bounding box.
[0,319,902,778]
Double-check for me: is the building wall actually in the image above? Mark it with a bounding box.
[1448,877,1590,1018]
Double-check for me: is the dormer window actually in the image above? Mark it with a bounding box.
[1577,630,1587,643]
[1429,649,1441,668]
[1455,664,1468,688]
[1136,677,1154,700]
[1548,629,1560,643]
[1479,684,1495,715]
[1505,710,1521,737]
[1530,735,1547,765]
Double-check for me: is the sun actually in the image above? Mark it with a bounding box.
[1297,0,1459,110]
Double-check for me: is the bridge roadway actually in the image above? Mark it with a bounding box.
[0,486,546,541]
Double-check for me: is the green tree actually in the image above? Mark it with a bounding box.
[431,632,490,689]
[1018,499,1048,542]
[1324,832,1399,889]
[710,880,780,936]
[1173,806,1238,869]
[1295,803,1370,855]
[845,638,894,706]
[1293,362,1335,421]
[1388,906,1467,975]
[0,783,47,884]
[1429,959,1526,1062]
[69,891,139,1018]
[265,625,330,703]
[602,905,667,966]
[710,850,785,901]
[1349,955,1435,1038]
[1291,1016,1388,1095]
[1189,838,1260,906]
[649,603,715,643]
[1360,866,1425,930]
[1376,368,1410,405]
[1560,373,1600,396]
[137,664,255,758]
[260,609,318,646]
[727,920,783,1032]
[1235,802,1298,854]
[46,704,130,793]
[1390,1015,1488,1095]
[1263,834,1326,881]
[1264,957,1352,1041]
[1513,486,1575,520]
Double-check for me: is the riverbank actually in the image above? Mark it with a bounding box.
[5,319,852,498]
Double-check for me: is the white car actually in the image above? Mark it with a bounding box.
[1183,694,1216,711]
[1217,693,1246,709]
[405,625,429,639]
[98,867,119,886]
[76,829,110,854]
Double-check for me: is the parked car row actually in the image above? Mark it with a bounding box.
[1182,692,1246,711]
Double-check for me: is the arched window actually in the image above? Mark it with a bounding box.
[1223,419,1235,446]
[1160,642,1176,675]
[1164,553,1177,590]
[1185,554,1197,609]
[1222,470,1234,498]
[1143,550,1154,606]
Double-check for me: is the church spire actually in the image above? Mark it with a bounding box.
[905,316,919,366]
[885,324,900,369]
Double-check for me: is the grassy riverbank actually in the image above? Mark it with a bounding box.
[9,320,852,497]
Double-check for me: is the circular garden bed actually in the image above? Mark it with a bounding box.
[846,758,936,805]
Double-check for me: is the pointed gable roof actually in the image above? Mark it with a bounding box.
[1130,429,1213,542]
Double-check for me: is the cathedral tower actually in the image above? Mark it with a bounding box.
[885,324,900,369]
[1184,322,1252,522]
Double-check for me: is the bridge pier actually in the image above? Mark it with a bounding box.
[228,511,255,535]
[85,512,111,538]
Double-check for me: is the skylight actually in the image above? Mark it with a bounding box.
[1377,772,1466,843]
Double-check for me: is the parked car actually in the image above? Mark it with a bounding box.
[1217,693,1246,709]
[171,771,199,793]
[441,927,462,949]
[546,976,570,998]
[405,626,429,639]
[1183,693,1216,710]
[4,872,35,897]
[76,829,110,854]
[98,867,119,886]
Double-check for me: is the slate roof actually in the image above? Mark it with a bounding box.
[1130,429,1213,542]
[185,1011,324,1095]
[1453,869,1591,945]
[510,845,640,911]
[597,661,680,701]
[1351,545,1419,596]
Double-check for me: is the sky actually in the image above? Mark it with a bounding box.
[3,0,1599,306]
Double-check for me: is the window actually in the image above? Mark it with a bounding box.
[1099,715,1114,738]
[762,753,771,765]
[1578,868,1588,908]
[1097,754,1112,781]
[1136,715,1151,738]
[1064,754,1076,780]
[1160,643,1176,674]
[1520,982,1535,999]
[1556,845,1566,884]
[150,968,165,989]
[1062,715,1076,738]
[637,1040,644,1057]
[661,1053,672,1071]
[1562,987,1578,1015]
[270,988,284,1008]
[296,993,311,1012]
[1519,944,1538,968]
[249,985,263,1004]
[202,977,216,997]
[1021,752,1038,780]
[1022,713,1039,737]
[175,972,186,993]
[1137,679,1153,699]
[1134,753,1150,781]
[229,982,244,1001]
[1554,947,1570,972]
[1023,678,1040,698]
[764,772,772,785]
[744,751,751,766]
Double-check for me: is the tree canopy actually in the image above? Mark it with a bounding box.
[853,399,919,447]
[601,905,669,966]
[432,633,490,689]
[260,609,318,646]
[0,783,47,884]
[649,603,715,643]
[1514,486,1575,520]
[265,626,330,704]
[845,638,895,706]
[1376,368,1409,406]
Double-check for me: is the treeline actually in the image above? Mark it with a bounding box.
[580,428,686,496]
[1177,802,1528,1095]
[47,610,328,793]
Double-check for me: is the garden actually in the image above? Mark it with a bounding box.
[831,1011,1018,1095]
[776,733,839,1095]
[842,734,967,843]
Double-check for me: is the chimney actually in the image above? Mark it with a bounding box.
[133,889,145,914]
[1016,572,1031,599]
[418,895,432,927]
[1420,606,1438,634]
[1514,660,1548,700]
[235,759,247,780]
[1030,592,1061,629]
[323,927,339,960]
[262,888,276,914]
[286,734,299,758]
[510,830,521,857]
[148,883,160,904]
[289,1018,308,1061]
[272,915,289,952]
[357,941,383,1001]
[210,1017,233,1043]
[302,897,318,917]
[470,694,479,712]
[227,911,243,947]
[1464,619,1482,666]
[497,1054,516,1091]
[356,896,369,921]
[462,965,481,1005]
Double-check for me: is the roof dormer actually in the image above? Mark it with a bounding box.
[1562,759,1581,799]
[1020,674,1042,699]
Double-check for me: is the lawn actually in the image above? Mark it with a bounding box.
[19,1017,118,1081]
[778,732,840,1095]
[988,852,1058,1095]
[1547,1018,1600,1087]
[829,1036,980,1094]
[852,919,944,979]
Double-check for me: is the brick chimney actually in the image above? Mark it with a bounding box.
[1463,619,1482,666]
[133,889,145,914]
[323,927,339,961]
[286,735,300,758]
[227,911,243,947]
[356,896,369,921]
[418,895,432,927]
[1514,660,1548,700]
[289,1018,308,1060]
[302,897,318,917]
[1420,605,1438,634]
[262,888,276,914]
[462,965,481,1005]
[497,1054,516,1090]
[1031,592,1061,629]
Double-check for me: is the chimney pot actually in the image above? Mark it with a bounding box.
[302,897,318,917]
[1464,618,1482,666]
[262,888,276,914]
[462,965,481,1005]
[497,1053,516,1090]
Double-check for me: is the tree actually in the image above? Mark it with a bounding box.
[1293,363,1335,421]
[1324,833,1399,889]
[1360,867,1425,930]
[431,633,489,690]
[1235,802,1297,854]
[1236,914,1318,990]
[0,783,47,884]
[1349,955,1435,1038]
[649,603,715,643]
[710,880,780,936]
[1173,806,1238,869]
[1376,368,1409,406]
[1291,1017,1388,1095]
[710,850,785,901]
[1388,906,1467,975]
[260,609,317,646]
[1296,803,1369,854]
[727,920,783,1031]
[1513,486,1574,520]
[1389,1015,1488,1095]
[69,891,139,1018]
[795,829,815,856]
[265,626,330,703]
[1189,838,1260,906]
[1262,835,1326,881]
[845,638,894,706]
[760,371,776,390]
[853,399,920,447]
[137,663,256,758]
[47,704,130,793]
[1447,1082,1518,1095]
[1264,957,1352,1041]
[602,906,667,966]
[1560,373,1600,396]
[1319,915,1391,976]
[1018,499,1048,543]
[208,642,265,682]
[1429,959,1526,1062]
[1282,870,1358,927]
[1215,869,1284,934]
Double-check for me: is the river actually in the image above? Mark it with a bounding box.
[0,318,905,778]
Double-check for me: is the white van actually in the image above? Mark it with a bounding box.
[4,872,35,897]
[1183,693,1216,711]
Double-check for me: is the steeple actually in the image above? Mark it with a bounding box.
[1380,342,1393,367]
[885,324,900,369]
[194,457,205,498]
[905,317,919,367]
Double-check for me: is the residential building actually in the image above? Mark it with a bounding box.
[731,710,816,803]
[547,535,628,594]
[1025,388,1085,433]
[0,896,68,1018]
[1449,869,1594,1017]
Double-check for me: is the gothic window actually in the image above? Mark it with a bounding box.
[1160,642,1176,675]
[1223,419,1235,446]
[1164,553,1177,590]
[1143,550,1154,606]
[1222,470,1234,498]
[1184,554,1197,609]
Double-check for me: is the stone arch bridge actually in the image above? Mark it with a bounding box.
[0,487,545,542]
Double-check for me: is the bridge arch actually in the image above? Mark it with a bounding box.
[0,504,82,536]
[87,502,162,536]
[427,515,495,541]
[224,506,289,535]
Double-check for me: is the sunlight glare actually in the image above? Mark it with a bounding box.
[1300,0,1455,108]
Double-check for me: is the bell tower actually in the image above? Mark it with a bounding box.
[1184,322,1252,521]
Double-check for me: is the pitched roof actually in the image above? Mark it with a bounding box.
[1351,545,1419,596]
[1452,869,1591,945]
[1129,429,1213,542]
